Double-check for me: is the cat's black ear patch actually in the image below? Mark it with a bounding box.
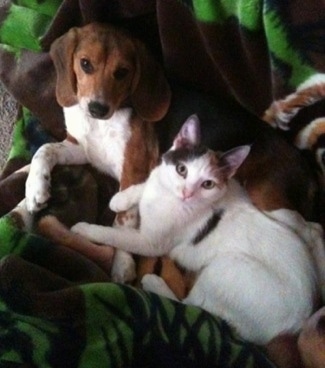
[163,145,208,165]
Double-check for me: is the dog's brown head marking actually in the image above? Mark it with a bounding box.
[50,22,171,122]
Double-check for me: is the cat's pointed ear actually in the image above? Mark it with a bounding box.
[219,145,251,179]
[172,114,201,150]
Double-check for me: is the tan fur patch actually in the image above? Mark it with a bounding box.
[136,256,195,300]
[37,215,114,274]
[72,36,135,115]
[120,114,159,190]
[235,135,318,218]
[66,133,79,145]
[115,115,159,227]
[208,151,226,188]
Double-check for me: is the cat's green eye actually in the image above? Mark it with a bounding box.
[202,180,215,189]
[176,163,187,177]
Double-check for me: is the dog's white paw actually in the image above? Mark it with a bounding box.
[25,169,51,213]
[109,192,132,213]
[141,274,176,299]
[111,250,136,283]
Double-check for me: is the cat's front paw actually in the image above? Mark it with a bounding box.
[111,250,136,283]
[25,168,51,213]
[71,222,98,242]
[141,274,178,300]
[109,192,132,213]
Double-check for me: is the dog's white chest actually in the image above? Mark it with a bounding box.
[64,106,132,180]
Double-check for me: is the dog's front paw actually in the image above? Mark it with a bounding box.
[25,169,51,213]
[111,250,136,283]
[109,192,132,213]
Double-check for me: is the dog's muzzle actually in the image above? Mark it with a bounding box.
[88,101,110,119]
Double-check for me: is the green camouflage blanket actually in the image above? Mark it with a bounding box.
[0,0,324,367]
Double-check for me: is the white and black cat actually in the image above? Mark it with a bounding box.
[72,115,325,345]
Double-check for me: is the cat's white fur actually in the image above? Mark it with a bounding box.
[72,115,324,345]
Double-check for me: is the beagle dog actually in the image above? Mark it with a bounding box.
[25,22,171,283]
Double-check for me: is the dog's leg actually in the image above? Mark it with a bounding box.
[37,215,114,274]
[109,120,159,284]
[10,198,34,231]
[263,74,325,130]
[71,221,155,282]
[26,140,88,213]
[0,165,34,230]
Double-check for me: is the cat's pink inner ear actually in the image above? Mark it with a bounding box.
[172,114,201,149]
[220,145,251,179]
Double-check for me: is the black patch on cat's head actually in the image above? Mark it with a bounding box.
[162,145,209,165]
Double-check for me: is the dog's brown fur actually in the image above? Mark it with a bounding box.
[51,22,171,122]
[37,215,115,273]
[50,22,169,194]
[236,130,319,219]
[37,22,171,282]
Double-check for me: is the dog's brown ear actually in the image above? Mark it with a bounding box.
[50,28,79,107]
[132,41,171,122]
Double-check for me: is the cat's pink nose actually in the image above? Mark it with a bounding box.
[182,188,194,200]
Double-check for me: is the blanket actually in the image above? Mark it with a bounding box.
[0,1,324,367]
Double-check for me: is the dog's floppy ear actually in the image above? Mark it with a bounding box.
[50,28,79,107]
[132,41,171,122]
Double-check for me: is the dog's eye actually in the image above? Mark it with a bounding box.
[114,67,129,80]
[80,58,93,74]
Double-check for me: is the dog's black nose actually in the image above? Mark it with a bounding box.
[88,101,109,119]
